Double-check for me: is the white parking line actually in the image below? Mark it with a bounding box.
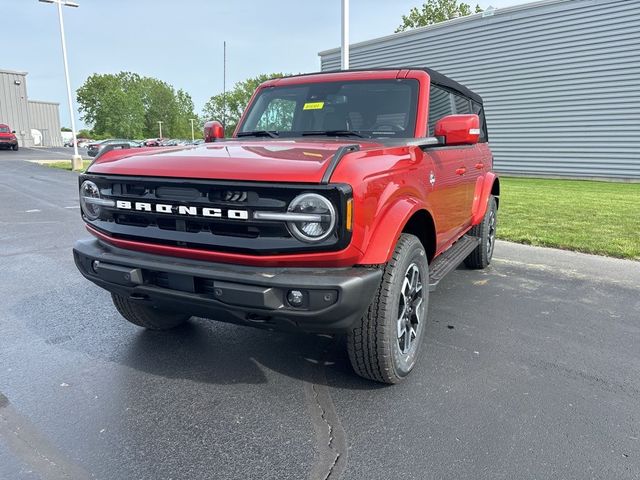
[21,147,83,158]
[25,209,41,213]
[64,206,80,209]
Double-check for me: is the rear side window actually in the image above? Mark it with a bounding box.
[427,85,453,136]
[472,101,488,142]
[428,85,487,142]
[453,94,472,115]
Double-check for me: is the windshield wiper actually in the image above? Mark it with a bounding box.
[236,130,279,138]
[301,130,367,138]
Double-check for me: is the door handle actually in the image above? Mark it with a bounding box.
[455,167,466,175]
[475,163,485,170]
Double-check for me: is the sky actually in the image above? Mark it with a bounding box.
[2,0,528,129]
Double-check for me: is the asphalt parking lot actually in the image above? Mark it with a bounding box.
[3,146,91,162]
[1,151,639,480]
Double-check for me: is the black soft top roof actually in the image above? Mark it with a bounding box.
[418,67,483,104]
[302,67,483,105]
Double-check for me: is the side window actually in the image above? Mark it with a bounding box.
[453,94,472,114]
[472,101,488,142]
[255,98,296,131]
[427,85,453,136]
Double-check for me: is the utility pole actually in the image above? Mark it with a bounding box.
[222,41,227,131]
[190,118,196,142]
[157,121,163,139]
[341,0,349,70]
[39,0,83,170]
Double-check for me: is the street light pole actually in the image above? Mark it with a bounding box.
[157,121,163,139]
[39,0,82,171]
[190,119,196,142]
[341,0,349,70]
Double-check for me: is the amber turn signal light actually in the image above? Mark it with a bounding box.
[346,198,353,231]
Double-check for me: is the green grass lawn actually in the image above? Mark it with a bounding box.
[41,160,91,172]
[497,177,640,260]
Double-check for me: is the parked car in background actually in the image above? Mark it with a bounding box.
[87,139,141,157]
[159,139,189,147]
[143,138,163,147]
[64,137,91,148]
[0,124,19,151]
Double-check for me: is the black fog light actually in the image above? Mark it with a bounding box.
[287,289,305,307]
[91,260,100,273]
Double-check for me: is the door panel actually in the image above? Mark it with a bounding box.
[423,147,475,251]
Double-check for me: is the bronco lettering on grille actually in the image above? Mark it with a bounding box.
[115,200,249,220]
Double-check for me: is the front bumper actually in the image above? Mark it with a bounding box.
[73,238,381,333]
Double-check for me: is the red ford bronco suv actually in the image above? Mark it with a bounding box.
[0,124,19,151]
[73,69,499,384]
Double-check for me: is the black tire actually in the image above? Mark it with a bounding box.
[464,195,497,269]
[12,144,18,151]
[111,293,190,330]
[347,234,429,384]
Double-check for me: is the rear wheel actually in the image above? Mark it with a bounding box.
[12,144,18,151]
[347,234,429,384]
[464,195,497,269]
[111,293,190,330]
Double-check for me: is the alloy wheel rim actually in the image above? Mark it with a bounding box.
[397,263,424,355]
[487,210,496,258]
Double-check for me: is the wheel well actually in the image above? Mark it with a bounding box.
[491,178,500,209]
[402,210,436,263]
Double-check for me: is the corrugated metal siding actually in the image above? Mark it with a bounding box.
[319,0,640,179]
[28,101,63,147]
[0,70,34,147]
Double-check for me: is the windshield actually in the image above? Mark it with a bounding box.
[238,79,419,138]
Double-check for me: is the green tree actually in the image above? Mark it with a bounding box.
[396,0,483,32]
[175,89,198,138]
[202,73,289,136]
[77,72,146,138]
[76,72,198,139]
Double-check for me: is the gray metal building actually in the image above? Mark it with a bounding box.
[319,0,640,179]
[28,100,63,147]
[0,69,62,147]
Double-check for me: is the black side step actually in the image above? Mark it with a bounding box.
[428,235,480,291]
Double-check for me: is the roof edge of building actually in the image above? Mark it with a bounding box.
[0,68,28,76]
[317,0,576,56]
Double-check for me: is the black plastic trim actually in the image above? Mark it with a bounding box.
[78,174,353,255]
[320,144,360,184]
[73,238,382,333]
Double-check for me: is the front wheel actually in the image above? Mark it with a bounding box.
[347,234,429,384]
[111,293,190,330]
[12,144,18,151]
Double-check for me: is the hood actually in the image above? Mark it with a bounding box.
[87,139,380,183]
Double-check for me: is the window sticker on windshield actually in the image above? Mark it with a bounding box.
[303,101,325,110]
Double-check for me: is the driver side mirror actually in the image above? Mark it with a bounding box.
[12,130,16,134]
[434,114,480,145]
[203,121,224,142]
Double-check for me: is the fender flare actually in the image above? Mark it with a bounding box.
[358,198,426,265]
[471,172,499,225]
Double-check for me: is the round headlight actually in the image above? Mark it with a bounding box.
[287,193,336,242]
[79,180,102,220]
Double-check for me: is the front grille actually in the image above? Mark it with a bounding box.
[81,174,351,255]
